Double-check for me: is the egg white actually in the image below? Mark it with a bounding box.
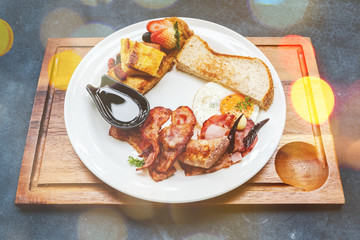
[192,82,260,125]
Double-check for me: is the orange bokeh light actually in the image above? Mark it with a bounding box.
[277,35,316,80]
[290,76,335,125]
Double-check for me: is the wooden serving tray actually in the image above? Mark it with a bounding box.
[15,37,345,205]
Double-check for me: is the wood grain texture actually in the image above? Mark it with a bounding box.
[15,37,344,206]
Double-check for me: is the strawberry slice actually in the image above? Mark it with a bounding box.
[150,22,180,50]
[146,19,172,33]
[150,27,177,50]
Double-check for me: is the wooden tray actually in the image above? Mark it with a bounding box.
[15,37,345,205]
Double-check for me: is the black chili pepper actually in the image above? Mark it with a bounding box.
[243,118,269,149]
[227,114,243,153]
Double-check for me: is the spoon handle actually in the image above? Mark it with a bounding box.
[298,49,327,168]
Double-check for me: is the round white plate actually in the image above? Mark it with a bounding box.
[64,18,286,203]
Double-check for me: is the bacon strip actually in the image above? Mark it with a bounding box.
[154,106,196,173]
[148,166,177,182]
[108,106,172,170]
[109,126,151,154]
[137,106,172,170]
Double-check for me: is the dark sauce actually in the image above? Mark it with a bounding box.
[99,86,140,122]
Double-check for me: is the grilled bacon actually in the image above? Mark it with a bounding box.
[109,105,261,181]
[148,166,177,182]
[109,106,172,170]
[178,115,258,176]
[138,106,172,170]
[154,106,196,174]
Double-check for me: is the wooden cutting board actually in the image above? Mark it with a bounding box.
[15,37,344,205]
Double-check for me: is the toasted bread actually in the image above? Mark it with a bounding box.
[120,38,150,77]
[177,136,230,169]
[108,17,193,94]
[121,39,164,77]
[108,50,177,94]
[175,35,274,110]
[126,41,166,77]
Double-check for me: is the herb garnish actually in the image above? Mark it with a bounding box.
[128,156,145,167]
[235,97,253,111]
[174,21,180,50]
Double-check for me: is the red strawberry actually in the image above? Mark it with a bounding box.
[146,19,173,33]
[150,28,177,50]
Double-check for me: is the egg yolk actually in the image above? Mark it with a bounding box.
[220,94,254,118]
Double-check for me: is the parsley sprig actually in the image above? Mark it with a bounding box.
[235,97,253,111]
[128,156,145,167]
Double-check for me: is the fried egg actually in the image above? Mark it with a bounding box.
[192,82,260,125]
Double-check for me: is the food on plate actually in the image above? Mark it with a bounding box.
[109,106,172,164]
[146,19,173,35]
[220,94,259,122]
[120,38,162,77]
[243,118,269,150]
[192,82,233,125]
[145,18,181,50]
[107,17,193,94]
[151,106,196,179]
[192,82,259,126]
[126,41,166,77]
[110,104,268,181]
[104,18,271,182]
[109,106,196,182]
[179,153,236,176]
[177,136,230,169]
[175,35,274,110]
[128,156,145,168]
[178,113,268,176]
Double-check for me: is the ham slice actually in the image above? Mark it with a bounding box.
[203,124,229,140]
[199,114,234,139]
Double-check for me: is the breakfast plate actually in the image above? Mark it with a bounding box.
[64,17,286,203]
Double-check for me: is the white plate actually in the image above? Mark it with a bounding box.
[64,18,286,203]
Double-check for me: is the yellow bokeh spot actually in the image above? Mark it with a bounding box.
[47,50,82,90]
[0,19,14,56]
[290,76,335,125]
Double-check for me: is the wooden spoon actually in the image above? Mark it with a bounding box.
[275,141,328,191]
[274,50,329,191]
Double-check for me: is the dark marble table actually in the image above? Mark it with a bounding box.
[1,0,359,239]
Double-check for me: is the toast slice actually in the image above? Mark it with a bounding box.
[175,35,274,110]
[177,136,230,169]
